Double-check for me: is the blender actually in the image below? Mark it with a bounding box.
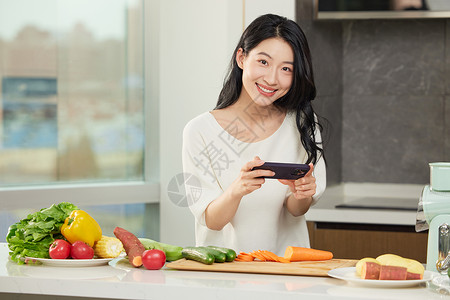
[416,162,450,273]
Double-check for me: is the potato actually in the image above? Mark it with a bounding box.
[376,254,407,267]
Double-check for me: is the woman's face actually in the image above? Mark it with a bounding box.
[237,37,294,107]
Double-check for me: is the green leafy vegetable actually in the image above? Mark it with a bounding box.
[6,202,78,264]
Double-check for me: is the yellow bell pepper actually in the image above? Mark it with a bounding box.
[61,210,102,247]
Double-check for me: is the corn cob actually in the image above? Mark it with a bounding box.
[93,235,124,258]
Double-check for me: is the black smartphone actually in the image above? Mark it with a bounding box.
[252,162,310,180]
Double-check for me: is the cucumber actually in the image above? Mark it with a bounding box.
[199,247,226,263]
[139,238,184,261]
[139,238,164,251]
[182,247,215,265]
[206,246,237,262]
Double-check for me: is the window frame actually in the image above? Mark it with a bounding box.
[0,0,160,210]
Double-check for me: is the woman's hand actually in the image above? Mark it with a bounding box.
[229,156,275,198]
[205,156,273,230]
[278,163,316,217]
[278,163,316,200]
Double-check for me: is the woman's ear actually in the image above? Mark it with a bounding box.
[236,48,245,69]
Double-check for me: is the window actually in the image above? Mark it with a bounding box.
[0,0,159,211]
[2,77,57,149]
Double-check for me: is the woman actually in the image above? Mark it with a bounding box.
[182,14,326,255]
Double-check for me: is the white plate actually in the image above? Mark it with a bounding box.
[328,267,433,288]
[26,257,113,267]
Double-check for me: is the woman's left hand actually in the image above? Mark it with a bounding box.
[278,163,316,200]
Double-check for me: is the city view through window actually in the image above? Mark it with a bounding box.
[0,0,145,186]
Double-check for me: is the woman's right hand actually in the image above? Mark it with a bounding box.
[205,156,274,230]
[229,156,275,198]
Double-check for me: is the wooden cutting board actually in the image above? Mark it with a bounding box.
[166,258,357,277]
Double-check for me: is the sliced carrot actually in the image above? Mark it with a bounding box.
[238,252,254,258]
[250,251,266,261]
[261,250,278,262]
[235,255,254,261]
[276,256,291,263]
[235,258,250,262]
[257,250,273,261]
[264,251,287,263]
[237,253,251,257]
[284,246,333,262]
[259,250,289,263]
[237,250,293,263]
[235,251,255,262]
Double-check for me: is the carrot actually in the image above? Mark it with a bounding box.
[235,254,254,261]
[257,250,273,261]
[284,246,333,262]
[235,252,255,262]
[260,250,277,261]
[261,250,289,263]
[276,256,291,263]
[236,249,292,263]
[235,257,253,262]
[250,251,266,261]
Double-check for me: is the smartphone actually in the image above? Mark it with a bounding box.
[252,162,310,180]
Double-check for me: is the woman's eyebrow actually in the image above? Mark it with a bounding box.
[257,52,293,65]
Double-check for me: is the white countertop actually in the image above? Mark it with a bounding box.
[306,183,423,226]
[1,244,448,300]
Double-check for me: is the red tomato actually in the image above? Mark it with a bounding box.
[142,249,166,270]
[71,241,94,259]
[49,239,71,259]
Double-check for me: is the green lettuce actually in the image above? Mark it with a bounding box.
[6,202,78,264]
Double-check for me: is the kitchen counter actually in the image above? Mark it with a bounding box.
[0,244,448,300]
[306,183,423,226]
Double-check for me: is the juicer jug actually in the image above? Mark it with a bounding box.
[416,162,450,273]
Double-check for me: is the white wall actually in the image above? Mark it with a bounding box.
[158,0,296,246]
[158,0,242,246]
[244,0,295,27]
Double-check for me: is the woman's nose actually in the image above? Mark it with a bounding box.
[264,68,277,85]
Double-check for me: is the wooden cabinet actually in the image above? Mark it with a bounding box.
[307,222,428,263]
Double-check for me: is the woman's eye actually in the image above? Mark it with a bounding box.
[282,66,292,72]
[259,60,268,65]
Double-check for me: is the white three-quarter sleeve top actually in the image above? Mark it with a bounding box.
[182,111,326,256]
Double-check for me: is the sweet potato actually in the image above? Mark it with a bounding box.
[406,272,422,280]
[360,261,381,280]
[376,254,424,280]
[404,258,424,280]
[113,227,146,267]
[379,265,408,280]
[356,257,379,277]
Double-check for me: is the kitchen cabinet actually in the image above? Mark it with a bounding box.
[307,222,428,262]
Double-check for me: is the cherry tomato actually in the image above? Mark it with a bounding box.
[71,241,94,259]
[49,239,71,259]
[142,249,166,270]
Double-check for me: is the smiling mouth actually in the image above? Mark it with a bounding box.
[256,83,277,95]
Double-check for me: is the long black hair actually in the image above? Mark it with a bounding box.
[215,14,324,165]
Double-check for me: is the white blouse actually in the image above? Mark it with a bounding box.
[182,111,326,256]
